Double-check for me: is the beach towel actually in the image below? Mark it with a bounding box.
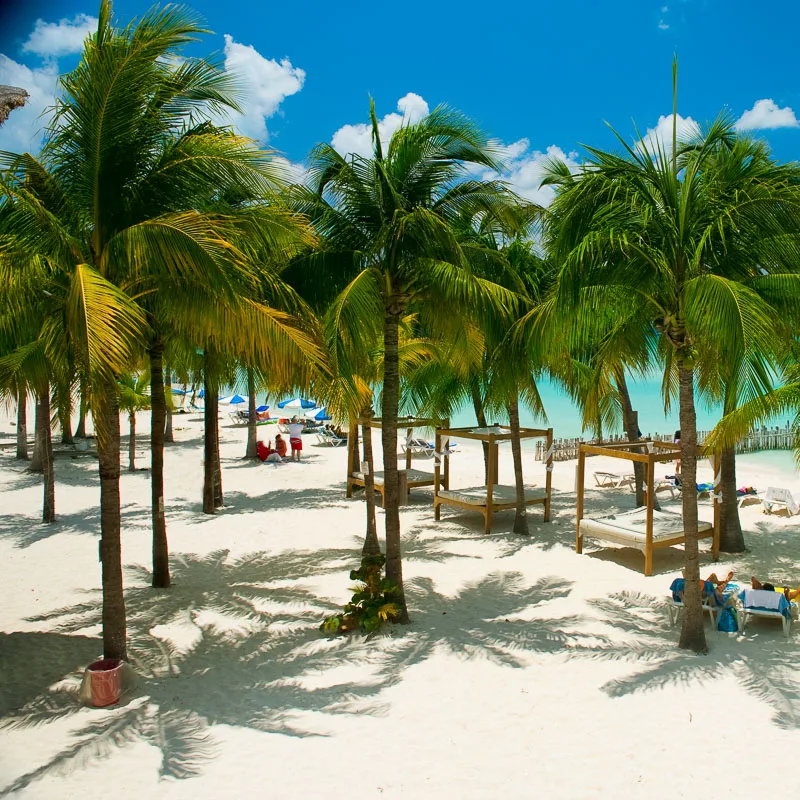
[669,578,721,606]
[739,589,792,618]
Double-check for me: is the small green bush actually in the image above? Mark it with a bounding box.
[321,553,402,634]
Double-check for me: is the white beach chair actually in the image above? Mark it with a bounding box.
[667,579,721,629]
[316,429,346,447]
[761,487,800,516]
[738,589,795,638]
[593,471,635,489]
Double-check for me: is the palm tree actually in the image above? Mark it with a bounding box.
[118,371,151,471]
[539,84,800,652]
[297,104,518,620]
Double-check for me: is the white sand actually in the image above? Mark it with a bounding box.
[2,410,800,798]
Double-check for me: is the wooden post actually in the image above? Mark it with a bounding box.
[434,427,441,493]
[712,451,721,561]
[645,455,655,576]
[544,428,553,523]
[485,436,497,534]
[575,445,585,554]
[346,421,356,497]
[406,426,413,470]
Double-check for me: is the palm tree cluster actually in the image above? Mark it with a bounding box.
[2,7,800,663]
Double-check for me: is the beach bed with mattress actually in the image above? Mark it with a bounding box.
[347,468,442,506]
[435,484,548,532]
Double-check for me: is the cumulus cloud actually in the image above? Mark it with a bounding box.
[222,35,305,142]
[735,98,799,131]
[638,112,700,153]
[22,14,97,59]
[483,140,580,207]
[331,92,430,157]
[0,56,59,153]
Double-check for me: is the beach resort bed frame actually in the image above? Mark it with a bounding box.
[433,425,554,534]
[576,440,720,576]
[346,416,450,506]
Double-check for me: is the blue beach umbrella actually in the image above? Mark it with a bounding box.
[277,397,316,409]
[198,389,204,399]
[305,406,331,421]
[255,405,269,413]
[228,394,247,405]
[171,388,187,396]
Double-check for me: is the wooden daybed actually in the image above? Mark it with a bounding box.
[575,440,720,576]
[433,425,553,534]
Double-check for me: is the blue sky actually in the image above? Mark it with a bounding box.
[1,0,799,204]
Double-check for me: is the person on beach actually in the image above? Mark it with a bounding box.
[751,576,800,601]
[287,417,304,462]
[274,433,287,458]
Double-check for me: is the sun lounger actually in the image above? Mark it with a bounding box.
[738,589,795,638]
[593,471,635,488]
[317,429,346,447]
[761,487,800,516]
[667,578,723,628]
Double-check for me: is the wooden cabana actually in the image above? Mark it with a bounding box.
[575,440,720,576]
[433,425,554,534]
[346,416,450,506]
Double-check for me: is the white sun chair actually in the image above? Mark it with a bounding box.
[593,471,635,489]
[667,578,723,629]
[401,437,456,459]
[316,428,346,447]
[738,589,795,638]
[761,487,800,516]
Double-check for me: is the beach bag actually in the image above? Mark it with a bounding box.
[717,606,737,632]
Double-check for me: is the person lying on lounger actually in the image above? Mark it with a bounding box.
[750,576,800,601]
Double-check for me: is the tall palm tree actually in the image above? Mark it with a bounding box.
[298,104,517,620]
[539,94,800,652]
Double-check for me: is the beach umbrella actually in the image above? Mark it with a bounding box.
[198,388,204,399]
[277,397,316,409]
[255,405,269,413]
[305,406,331,421]
[171,388,187,396]
[228,394,247,405]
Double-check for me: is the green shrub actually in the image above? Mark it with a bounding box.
[321,553,402,634]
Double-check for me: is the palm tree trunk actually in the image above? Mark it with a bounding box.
[361,407,380,557]
[615,368,647,507]
[149,341,170,588]
[75,383,88,438]
[128,412,136,471]
[245,366,257,458]
[39,390,55,524]
[677,361,707,654]
[212,391,223,508]
[96,388,127,661]
[508,394,529,535]
[203,374,216,514]
[30,397,44,472]
[16,389,27,460]
[60,391,74,445]
[164,367,174,443]
[719,446,745,552]
[382,307,408,622]
[470,381,490,484]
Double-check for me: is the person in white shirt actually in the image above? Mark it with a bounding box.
[287,418,304,461]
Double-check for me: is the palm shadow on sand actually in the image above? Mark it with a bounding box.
[1,548,583,795]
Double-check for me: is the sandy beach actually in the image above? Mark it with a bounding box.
[2,407,800,798]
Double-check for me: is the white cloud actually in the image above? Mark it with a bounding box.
[490,140,579,207]
[222,35,305,142]
[331,92,430,157]
[22,14,97,59]
[638,113,700,153]
[0,55,59,153]
[735,98,800,131]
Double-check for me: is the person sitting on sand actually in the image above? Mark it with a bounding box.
[274,433,287,458]
[751,576,800,601]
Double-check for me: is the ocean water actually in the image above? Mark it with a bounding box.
[448,374,726,439]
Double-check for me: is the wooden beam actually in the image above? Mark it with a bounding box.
[575,446,585,554]
[485,442,497,534]
[580,444,652,463]
[645,457,655,576]
[544,427,553,523]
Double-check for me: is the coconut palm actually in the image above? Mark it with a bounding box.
[297,106,519,619]
[538,98,800,652]
[118,371,151,471]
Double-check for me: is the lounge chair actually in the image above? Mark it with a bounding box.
[317,429,346,447]
[738,588,795,638]
[667,578,723,628]
[736,487,760,508]
[401,437,456,460]
[593,471,635,489]
[761,487,800,516]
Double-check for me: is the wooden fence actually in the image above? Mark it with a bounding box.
[534,425,796,462]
